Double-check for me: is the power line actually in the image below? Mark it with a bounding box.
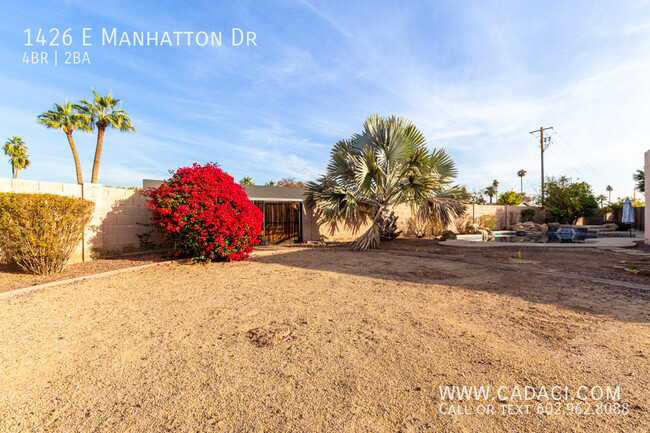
[549,130,606,181]
[545,146,599,186]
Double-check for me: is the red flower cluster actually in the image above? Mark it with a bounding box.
[144,163,263,262]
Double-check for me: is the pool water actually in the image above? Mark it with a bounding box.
[493,227,598,244]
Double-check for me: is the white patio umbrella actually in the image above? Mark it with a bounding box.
[621,197,635,237]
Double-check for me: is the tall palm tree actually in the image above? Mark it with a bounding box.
[76,91,135,183]
[632,169,644,193]
[606,185,613,202]
[517,169,526,195]
[37,102,91,184]
[596,194,607,208]
[484,185,497,204]
[305,115,465,251]
[3,136,30,179]
[239,177,254,185]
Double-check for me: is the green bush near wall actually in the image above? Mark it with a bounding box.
[0,193,94,275]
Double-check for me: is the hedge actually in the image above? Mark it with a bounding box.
[0,193,94,275]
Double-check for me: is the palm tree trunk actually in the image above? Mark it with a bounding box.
[351,205,386,251]
[66,132,83,184]
[520,177,523,195]
[12,165,16,179]
[91,126,105,183]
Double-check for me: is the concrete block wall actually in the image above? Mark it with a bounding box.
[303,203,546,242]
[0,178,161,263]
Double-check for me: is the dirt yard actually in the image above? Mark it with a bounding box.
[0,242,648,432]
[0,251,167,293]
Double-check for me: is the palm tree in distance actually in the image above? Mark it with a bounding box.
[38,102,91,184]
[606,185,613,202]
[239,177,254,185]
[484,185,497,204]
[265,181,277,186]
[632,169,644,193]
[3,136,30,179]
[517,169,526,195]
[76,91,135,183]
[596,194,607,208]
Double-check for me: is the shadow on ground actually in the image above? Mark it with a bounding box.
[253,243,650,324]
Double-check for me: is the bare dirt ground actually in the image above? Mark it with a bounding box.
[0,242,648,432]
[0,251,167,293]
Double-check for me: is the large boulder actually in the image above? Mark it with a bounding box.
[468,223,480,234]
[547,222,561,229]
[440,230,457,241]
[512,223,525,231]
[539,223,549,233]
[522,221,536,230]
[602,223,618,229]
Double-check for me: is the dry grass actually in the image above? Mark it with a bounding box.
[0,243,648,432]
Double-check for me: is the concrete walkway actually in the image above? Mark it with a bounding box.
[442,236,650,257]
[444,237,638,248]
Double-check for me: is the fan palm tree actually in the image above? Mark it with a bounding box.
[37,102,91,184]
[305,115,465,251]
[517,169,526,195]
[3,136,30,179]
[76,91,135,183]
[596,194,607,208]
[606,185,613,202]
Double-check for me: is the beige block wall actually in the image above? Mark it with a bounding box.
[644,150,650,244]
[0,179,162,264]
[303,203,546,241]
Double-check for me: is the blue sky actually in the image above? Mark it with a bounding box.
[1,1,649,200]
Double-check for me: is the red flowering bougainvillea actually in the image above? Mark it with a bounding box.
[144,163,263,262]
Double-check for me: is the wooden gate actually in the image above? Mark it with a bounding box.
[253,201,302,245]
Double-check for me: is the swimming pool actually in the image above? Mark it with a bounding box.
[493,227,598,243]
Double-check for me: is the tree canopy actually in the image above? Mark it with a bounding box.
[545,176,598,224]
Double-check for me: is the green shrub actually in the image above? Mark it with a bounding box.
[478,214,497,230]
[496,190,523,206]
[0,193,94,275]
[545,176,598,224]
[521,208,536,222]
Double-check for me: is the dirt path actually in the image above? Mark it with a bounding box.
[0,246,648,432]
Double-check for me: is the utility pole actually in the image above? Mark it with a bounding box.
[529,126,553,206]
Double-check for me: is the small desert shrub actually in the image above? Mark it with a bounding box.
[407,210,432,238]
[0,193,94,275]
[407,208,448,237]
[144,162,263,262]
[521,208,536,222]
[478,214,497,230]
[454,214,475,234]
